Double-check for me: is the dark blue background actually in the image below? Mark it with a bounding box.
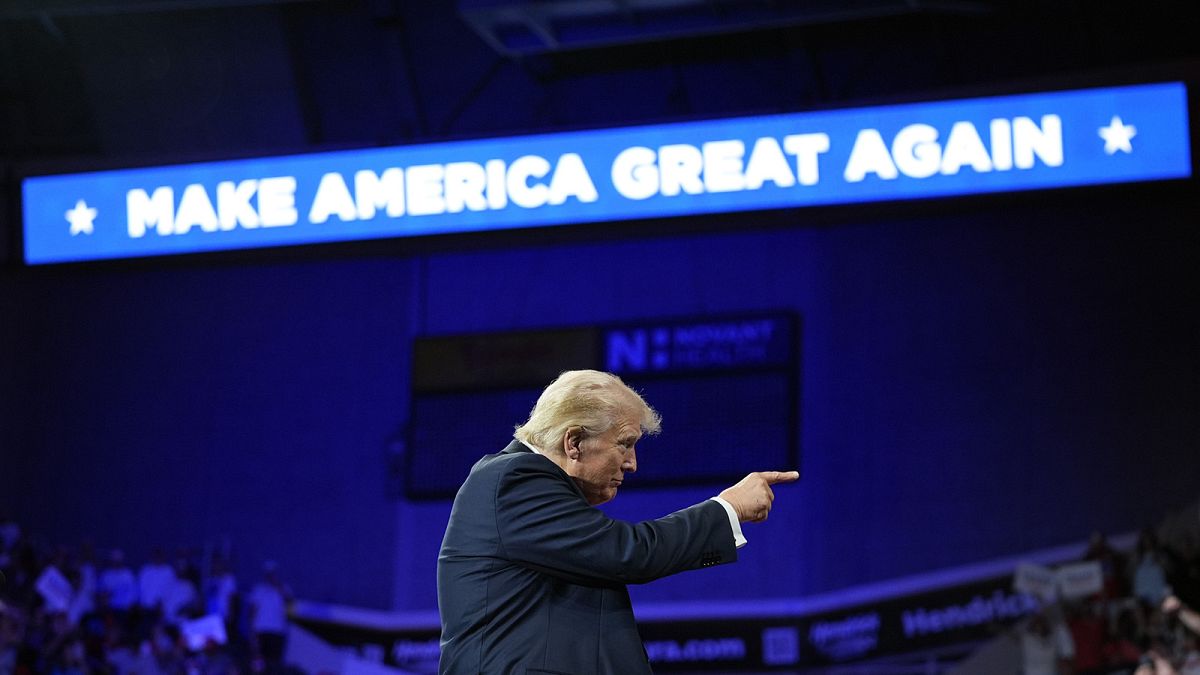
[2,187,1196,610]
[0,1,1197,616]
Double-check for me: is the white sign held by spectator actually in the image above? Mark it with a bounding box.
[36,565,74,612]
[1014,562,1058,601]
[181,614,228,651]
[1056,561,1104,599]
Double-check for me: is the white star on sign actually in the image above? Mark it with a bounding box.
[1099,116,1137,155]
[65,200,98,236]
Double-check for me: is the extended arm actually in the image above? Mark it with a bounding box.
[495,456,736,586]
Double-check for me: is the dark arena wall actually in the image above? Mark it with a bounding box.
[1,2,1198,669]
[2,183,1196,609]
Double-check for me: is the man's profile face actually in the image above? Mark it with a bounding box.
[566,411,641,506]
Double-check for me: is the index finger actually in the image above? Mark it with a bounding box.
[760,470,799,484]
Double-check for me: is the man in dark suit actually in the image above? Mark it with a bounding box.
[437,370,797,674]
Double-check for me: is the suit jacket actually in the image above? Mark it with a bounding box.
[437,440,738,675]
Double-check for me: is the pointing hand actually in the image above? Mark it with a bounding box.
[718,471,799,523]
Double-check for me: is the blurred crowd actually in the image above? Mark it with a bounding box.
[0,514,295,675]
[1018,500,1200,675]
[5,500,1197,675]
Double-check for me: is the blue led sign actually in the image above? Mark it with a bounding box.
[22,82,1192,264]
[605,315,795,375]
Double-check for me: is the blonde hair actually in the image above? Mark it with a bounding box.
[514,370,661,455]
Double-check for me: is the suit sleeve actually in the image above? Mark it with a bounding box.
[492,454,738,586]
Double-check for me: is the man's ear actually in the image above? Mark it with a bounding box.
[563,426,583,461]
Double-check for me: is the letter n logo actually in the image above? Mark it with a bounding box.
[606,330,647,372]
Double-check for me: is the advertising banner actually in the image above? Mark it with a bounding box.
[292,575,1040,672]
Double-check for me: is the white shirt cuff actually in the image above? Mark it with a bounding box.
[710,497,747,548]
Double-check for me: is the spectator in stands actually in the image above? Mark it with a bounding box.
[1135,529,1173,606]
[203,557,238,628]
[174,547,202,593]
[97,550,137,614]
[138,547,175,613]
[161,557,198,626]
[63,566,90,629]
[1086,531,1129,600]
[247,560,292,672]
[67,546,96,627]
